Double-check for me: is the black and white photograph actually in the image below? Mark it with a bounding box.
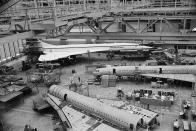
[0,0,196,131]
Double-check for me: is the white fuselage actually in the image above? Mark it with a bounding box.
[93,65,196,76]
[39,41,151,53]
[38,41,152,61]
[48,85,142,131]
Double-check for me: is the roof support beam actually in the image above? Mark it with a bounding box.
[121,20,137,33]
[100,21,115,33]
[139,19,159,34]
[0,0,21,14]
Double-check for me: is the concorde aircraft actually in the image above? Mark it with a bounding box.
[37,40,152,61]
[93,65,196,83]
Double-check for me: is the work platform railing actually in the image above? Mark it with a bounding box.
[113,0,196,9]
[0,0,111,20]
[0,0,195,38]
[1,0,195,22]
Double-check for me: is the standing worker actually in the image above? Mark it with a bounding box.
[24,125,29,131]
[117,86,124,99]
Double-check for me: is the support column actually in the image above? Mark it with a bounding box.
[2,44,7,60]
[109,0,112,10]
[183,18,187,34]
[174,0,177,8]
[12,42,16,57]
[161,0,163,7]
[124,0,127,9]
[137,18,140,34]
[53,0,57,23]
[160,19,163,33]
[17,40,21,53]
[7,43,12,59]
[68,0,70,12]
[83,0,86,11]
[192,76,196,96]
[87,50,91,64]
[123,0,125,9]
[0,48,1,62]
[34,0,39,19]
[98,0,100,10]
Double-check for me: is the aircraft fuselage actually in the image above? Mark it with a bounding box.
[93,65,196,76]
[48,85,144,131]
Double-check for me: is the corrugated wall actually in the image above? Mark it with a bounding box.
[0,39,26,64]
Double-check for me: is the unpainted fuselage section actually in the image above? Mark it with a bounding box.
[93,65,196,76]
[49,85,143,131]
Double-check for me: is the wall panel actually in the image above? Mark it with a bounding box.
[155,22,179,32]
[0,44,6,61]
[18,39,24,53]
[4,43,11,59]
[14,41,20,56]
[9,42,16,57]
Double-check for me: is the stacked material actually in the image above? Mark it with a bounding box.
[130,89,174,106]
[140,97,173,107]
[0,75,31,103]
[144,60,157,66]
[101,75,116,87]
[151,81,168,88]
[85,64,101,74]
[5,56,27,71]
[191,122,196,131]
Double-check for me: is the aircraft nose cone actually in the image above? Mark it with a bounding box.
[141,46,152,50]
[145,46,152,49]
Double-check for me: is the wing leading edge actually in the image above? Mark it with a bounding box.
[38,47,111,61]
[141,73,196,83]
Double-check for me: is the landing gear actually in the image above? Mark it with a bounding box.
[106,52,114,60]
[58,56,77,65]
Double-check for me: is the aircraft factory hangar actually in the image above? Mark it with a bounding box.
[0,0,196,131]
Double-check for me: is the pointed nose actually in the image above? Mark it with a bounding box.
[143,46,152,49]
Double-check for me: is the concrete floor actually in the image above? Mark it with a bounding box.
[0,53,194,131]
[85,82,191,131]
[0,83,58,131]
[59,53,193,131]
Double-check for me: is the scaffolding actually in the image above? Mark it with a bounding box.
[0,0,195,39]
[1,0,195,23]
